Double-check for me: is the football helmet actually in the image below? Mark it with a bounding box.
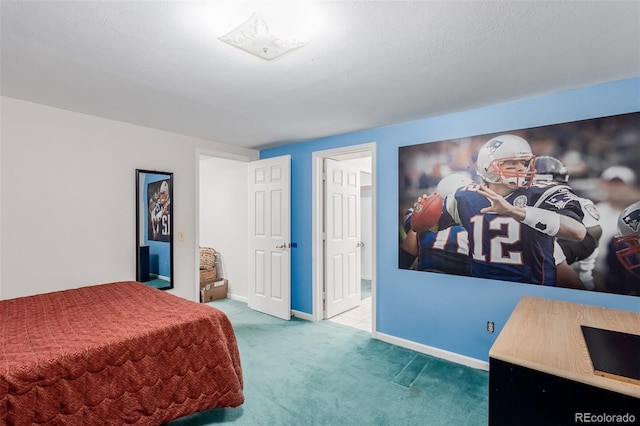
[614,201,640,278]
[160,181,169,195]
[533,156,569,184]
[476,134,536,188]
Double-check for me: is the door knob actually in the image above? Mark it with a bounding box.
[275,243,288,249]
[356,241,364,248]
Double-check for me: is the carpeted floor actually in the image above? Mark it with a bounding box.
[142,278,170,289]
[170,298,488,426]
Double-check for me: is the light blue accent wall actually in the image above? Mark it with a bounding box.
[261,78,640,362]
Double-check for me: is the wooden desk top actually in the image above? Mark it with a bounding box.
[489,295,640,398]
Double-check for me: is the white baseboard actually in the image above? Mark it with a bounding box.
[374,331,489,371]
[292,309,313,321]
[227,293,487,371]
[228,294,247,303]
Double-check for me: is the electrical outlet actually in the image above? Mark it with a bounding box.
[487,321,495,333]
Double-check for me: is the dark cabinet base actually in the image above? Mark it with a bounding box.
[489,358,639,426]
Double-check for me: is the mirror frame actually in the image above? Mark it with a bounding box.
[136,169,174,290]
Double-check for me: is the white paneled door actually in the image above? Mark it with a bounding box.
[248,156,291,320]
[325,158,362,318]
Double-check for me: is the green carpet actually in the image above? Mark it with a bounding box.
[143,278,170,289]
[170,298,488,426]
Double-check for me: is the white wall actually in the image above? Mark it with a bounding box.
[0,96,258,301]
[199,156,249,300]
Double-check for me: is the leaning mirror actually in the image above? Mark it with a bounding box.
[136,169,173,290]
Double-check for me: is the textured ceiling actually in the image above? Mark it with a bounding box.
[1,1,639,150]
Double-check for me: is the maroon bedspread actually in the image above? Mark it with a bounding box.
[0,281,244,425]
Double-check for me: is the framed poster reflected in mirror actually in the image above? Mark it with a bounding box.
[136,169,173,290]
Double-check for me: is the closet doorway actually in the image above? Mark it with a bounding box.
[197,152,253,302]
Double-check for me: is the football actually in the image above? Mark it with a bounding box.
[410,193,443,233]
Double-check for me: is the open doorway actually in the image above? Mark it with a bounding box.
[311,143,376,333]
[196,151,255,303]
[197,151,291,320]
[327,157,373,332]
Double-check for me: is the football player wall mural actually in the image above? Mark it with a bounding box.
[398,112,640,297]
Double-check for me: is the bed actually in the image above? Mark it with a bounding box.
[0,281,244,425]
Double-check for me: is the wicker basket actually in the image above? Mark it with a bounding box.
[200,267,218,286]
[199,247,217,270]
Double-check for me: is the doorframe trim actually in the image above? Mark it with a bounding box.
[311,143,376,329]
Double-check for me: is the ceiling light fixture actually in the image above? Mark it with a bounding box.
[219,12,309,61]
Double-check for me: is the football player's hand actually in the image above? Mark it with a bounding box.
[477,185,525,221]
